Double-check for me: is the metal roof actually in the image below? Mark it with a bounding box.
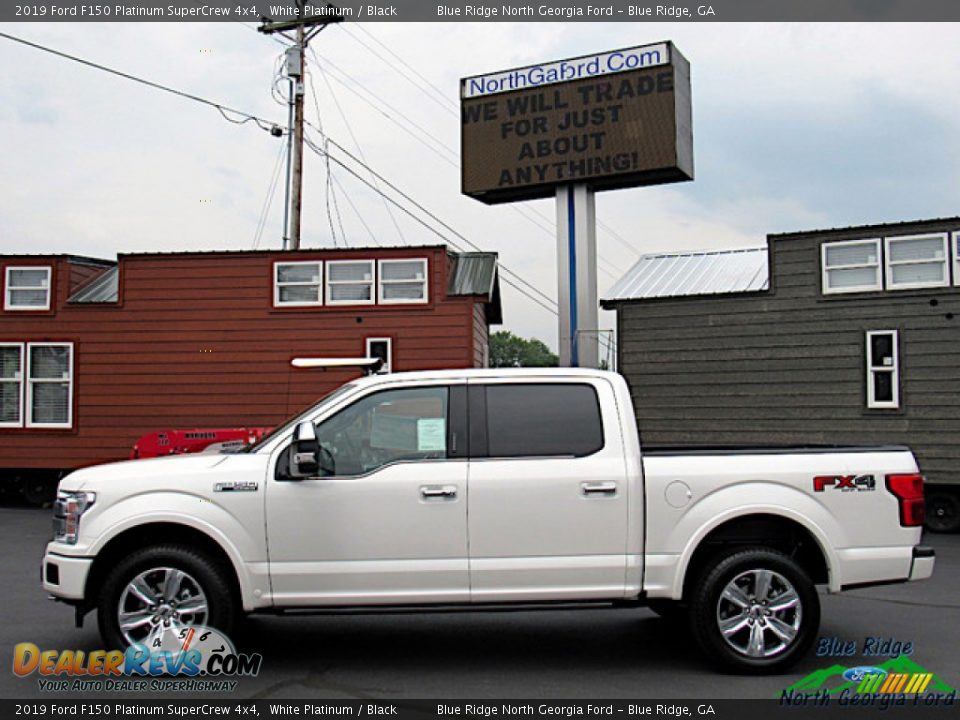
[68,267,120,304]
[769,216,960,240]
[447,252,498,298]
[603,246,769,302]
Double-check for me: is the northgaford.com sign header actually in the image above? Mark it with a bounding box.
[461,43,669,99]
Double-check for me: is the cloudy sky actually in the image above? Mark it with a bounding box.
[1,22,958,351]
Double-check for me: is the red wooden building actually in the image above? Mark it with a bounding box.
[0,246,500,500]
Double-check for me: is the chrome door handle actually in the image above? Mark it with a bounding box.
[581,482,617,496]
[420,485,458,500]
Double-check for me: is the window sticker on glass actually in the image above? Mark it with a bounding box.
[417,418,446,452]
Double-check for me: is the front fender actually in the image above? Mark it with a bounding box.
[78,491,269,611]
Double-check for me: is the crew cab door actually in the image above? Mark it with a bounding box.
[265,382,469,605]
[466,378,630,601]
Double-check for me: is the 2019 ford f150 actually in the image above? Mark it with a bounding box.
[42,369,935,672]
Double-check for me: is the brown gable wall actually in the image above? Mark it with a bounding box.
[0,247,481,470]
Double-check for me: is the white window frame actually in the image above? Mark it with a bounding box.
[884,233,949,291]
[821,239,882,295]
[26,342,74,429]
[952,231,960,287]
[4,266,52,311]
[0,342,24,428]
[273,261,323,307]
[378,258,429,305]
[866,330,899,410]
[326,260,375,306]
[365,337,393,374]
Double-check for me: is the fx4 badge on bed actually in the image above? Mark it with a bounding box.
[813,474,876,492]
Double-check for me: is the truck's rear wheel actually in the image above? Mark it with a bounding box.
[689,547,819,674]
[925,491,960,533]
[97,544,237,649]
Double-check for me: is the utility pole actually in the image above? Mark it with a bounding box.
[260,1,344,250]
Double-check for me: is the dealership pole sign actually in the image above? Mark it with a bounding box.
[461,41,693,204]
[460,41,693,368]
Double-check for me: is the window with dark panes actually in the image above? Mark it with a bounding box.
[366,338,392,373]
[866,330,899,409]
[484,383,604,457]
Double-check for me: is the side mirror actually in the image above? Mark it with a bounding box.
[288,421,319,478]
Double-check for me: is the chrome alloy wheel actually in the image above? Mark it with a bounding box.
[117,567,209,646]
[715,568,802,658]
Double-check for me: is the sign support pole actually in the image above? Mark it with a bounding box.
[556,184,598,368]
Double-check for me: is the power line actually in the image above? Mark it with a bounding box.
[311,60,408,245]
[310,50,457,167]
[305,134,559,316]
[331,173,380,247]
[321,135,559,309]
[0,30,280,134]
[333,29,645,271]
[306,49,623,281]
[252,140,288,249]
[344,25,455,113]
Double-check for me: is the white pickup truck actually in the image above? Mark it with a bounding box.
[42,369,934,672]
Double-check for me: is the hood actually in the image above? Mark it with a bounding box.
[59,453,231,491]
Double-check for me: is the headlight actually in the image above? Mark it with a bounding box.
[52,491,96,545]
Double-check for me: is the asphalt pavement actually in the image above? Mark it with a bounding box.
[2,504,957,700]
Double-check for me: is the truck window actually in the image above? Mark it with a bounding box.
[314,386,449,476]
[483,383,604,458]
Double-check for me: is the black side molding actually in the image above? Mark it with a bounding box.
[913,545,935,559]
[841,578,907,592]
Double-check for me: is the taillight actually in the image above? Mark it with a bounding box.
[886,473,925,527]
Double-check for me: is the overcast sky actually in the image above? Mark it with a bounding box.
[1,22,958,352]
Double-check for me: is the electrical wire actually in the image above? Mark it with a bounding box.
[305,132,559,315]
[243,20,632,279]
[311,50,457,164]
[312,61,408,245]
[306,48,622,281]
[329,166,349,246]
[0,30,280,135]
[318,135,560,309]
[331,173,380,247]
[344,25,456,114]
[253,141,289,249]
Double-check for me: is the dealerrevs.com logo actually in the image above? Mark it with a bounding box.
[13,626,262,692]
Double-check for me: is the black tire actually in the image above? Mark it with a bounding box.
[23,477,56,507]
[646,599,687,622]
[97,544,238,650]
[689,547,819,674]
[925,491,960,533]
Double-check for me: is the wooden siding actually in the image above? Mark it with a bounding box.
[0,248,484,470]
[472,303,489,368]
[613,218,960,487]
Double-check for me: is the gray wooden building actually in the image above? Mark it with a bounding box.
[601,217,960,531]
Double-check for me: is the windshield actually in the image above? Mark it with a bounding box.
[242,383,358,453]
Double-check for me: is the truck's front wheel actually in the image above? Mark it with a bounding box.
[689,547,819,673]
[97,544,238,650]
